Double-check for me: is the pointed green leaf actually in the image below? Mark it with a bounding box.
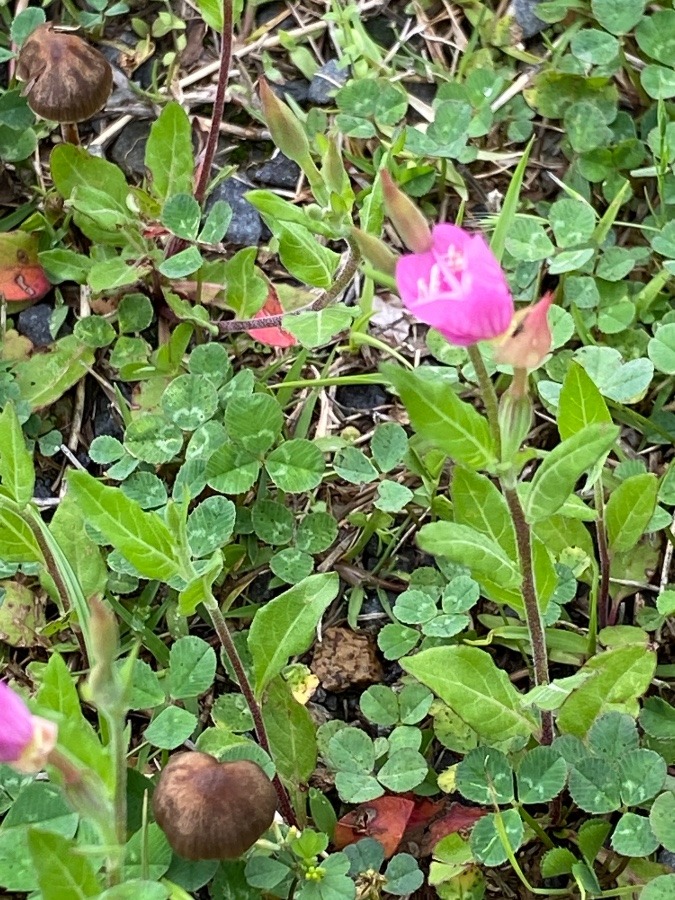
[605,473,658,553]
[0,403,34,507]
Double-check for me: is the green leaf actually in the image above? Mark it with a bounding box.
[161,374,219,432]
[383,854,424,896]
[558,362,612,440]
[417,521,522,602]
[0,506,43,563]
[0,403,34,507]
[50,144,128,207]
[252,499,294,545]
[199,199,232,244]
[276,222,340,288]
[540,848,577,878]
[248,572,339,696]
[650,792,675,852]
[13,335,95,412]
[649,323,675,375]
[641,876,675,900]
[161,193,201,240]
[568,758,621,813]
[220,248,268,318]
[456,747,514,805]
[382,365,496,470]
[145,102,194,200]
[587,712,638,757]
[66,471,182,581]
[158,246,203,278]
[591,0,645,35]
[360,685,399,726]
[99,883,169,900]
[402,646,538,747]
[169,636,217,699]
[517,746,567,804]
[124,415,183,464]
[371,422,408,473]
[558,645,656,737]
[187,496,235,557]
[265,439,325,492]
[605,473,658,554]
[226,393,283,454]
[27,829,101,899]
[283,305,356,348]
[73,316,116,349]
[206,445,261,494]
[470,809,523,867]
[378,748,427,792]
[333,447,379,484]
[144,706,197,749]
[452,467,517,559]
[619,749,666,805]
[49,496,107,601]
[577,819,611,866]
[525,423,619,522]
[263,677,317,787]
[640,698,675,740]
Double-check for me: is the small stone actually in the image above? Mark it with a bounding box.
[93,403,124,441]
[308,60,348,105]
[250,153,300,190]
[658,849,675,871]
[205,177,262,247]
[335,383,389,410]
[17,304,54,347]
[511,0,547,39]
[110,119,151,180]
[272,80,310,106]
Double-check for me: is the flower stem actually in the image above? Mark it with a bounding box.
[502,485,553,745]
[466,345,501,459]
[201,594,298,827]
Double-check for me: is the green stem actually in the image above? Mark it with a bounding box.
[502,485,553,745]
[467,345,501,458]
[201,594,298,828]
[594,480,610,631]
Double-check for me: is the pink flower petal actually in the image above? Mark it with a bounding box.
[395,223,514,347]
[0,682,34,763]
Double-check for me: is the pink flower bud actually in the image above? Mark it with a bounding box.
[395,223,514,346]
[493,292,554,370]
[381,171,432,254]
[0,681,57,773]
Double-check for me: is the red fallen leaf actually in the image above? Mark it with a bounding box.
[421,803,488,856]
[247,289,297,348]
[405,795,444,830]
[333,796,414,859]
[0,232,50,305]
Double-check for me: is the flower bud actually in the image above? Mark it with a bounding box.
[258,78,312,167]
[350,227,397,276]
[493,292,554,369]
[498,376,533,466]
[153,752,277,860]
[381,170,432,253]
[0,682,57,774]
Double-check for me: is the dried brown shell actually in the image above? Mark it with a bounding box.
[152,752,278,860]
[16,24,112,123]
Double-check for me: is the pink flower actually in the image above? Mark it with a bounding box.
[0,681,57,773]
[395,224,514,346]
[494,292,554,370]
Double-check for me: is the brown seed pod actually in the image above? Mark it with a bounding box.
[152,752,278,860]
[16,24,112,124]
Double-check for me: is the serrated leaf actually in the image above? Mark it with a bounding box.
[568,757,621,813]
[517,746,567,803]
[456,747,514,805]
[611,813,659,858]
[650,791,675,852]
[470,809,523,867]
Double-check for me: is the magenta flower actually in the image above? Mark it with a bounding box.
[0,681,57,773]
[395,224,514,346]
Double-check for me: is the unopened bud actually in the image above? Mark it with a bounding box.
[381,170,432,253]
[494,292,554,370]
[86,597,124,714]
[350,227,397,277]
[259,78,311,166]
[498,374,532,466]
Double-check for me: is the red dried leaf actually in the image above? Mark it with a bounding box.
[0,232,50,305]
[421,803,488,856]
[247,289,297,348]
[333,796,414,859]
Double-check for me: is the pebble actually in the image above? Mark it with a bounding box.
[93,403,125,442]
[205,177,262,246]
[658,849,675,871]
[250,153,301,190]
[110,120,151,180]
[335,383,389,410]
[512,0,547,38]
[308,60,348,105]
[272,80,311,106]
[17,304,55,347]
